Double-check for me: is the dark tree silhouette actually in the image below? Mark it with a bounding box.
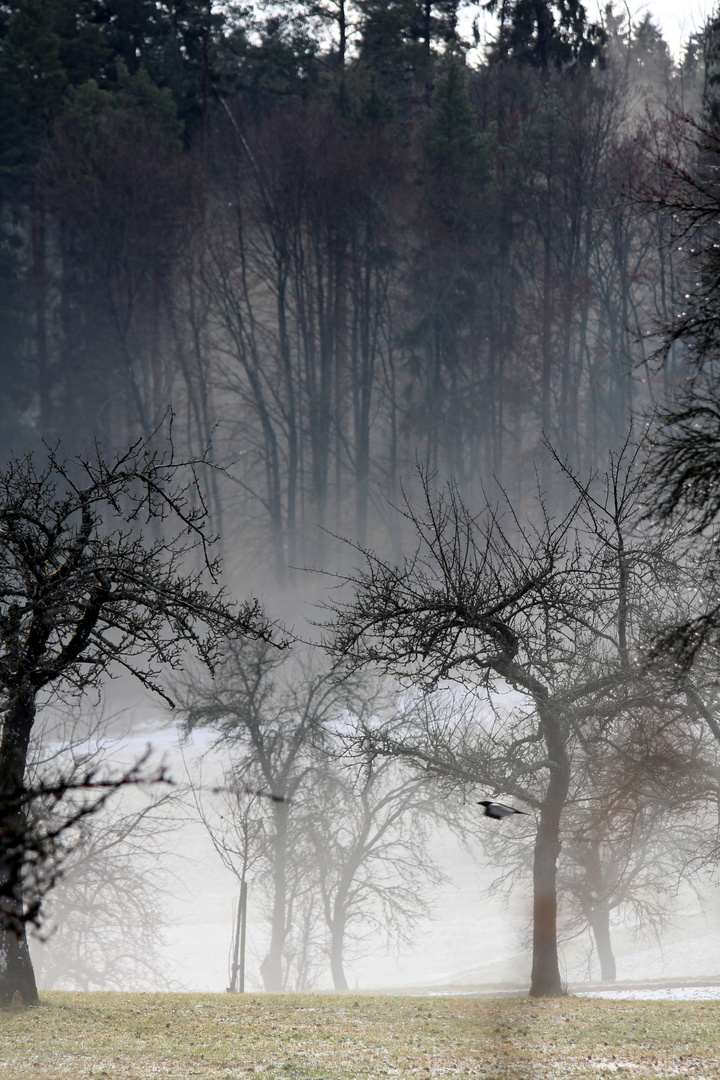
[324,448,711,996]
[0,430,272,1004]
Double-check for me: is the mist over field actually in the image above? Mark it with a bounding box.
[5,0,720,1008]
[24,704,720,997]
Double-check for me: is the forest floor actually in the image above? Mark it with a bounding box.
[1,991,720,1079]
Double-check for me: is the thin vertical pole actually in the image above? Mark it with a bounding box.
[239,879,247,993]
[230,890,242,992]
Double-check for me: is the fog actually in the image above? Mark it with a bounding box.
[24,699,720,995]
[4,0,720,1004]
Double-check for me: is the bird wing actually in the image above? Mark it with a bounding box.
[478,800,527,817]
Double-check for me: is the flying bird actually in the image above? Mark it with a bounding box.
[244,785,285,803]
[477,800,528,819]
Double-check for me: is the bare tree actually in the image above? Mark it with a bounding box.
[305,742,448,990]
[324,445,711,996]
[180,639,451,991]
[0,745,166,974]
[476,698,720,983]
[561,701,719,981]
[7,701,179,993]
[0,428,272,1004]
[184,758,272,991]
[179,638,338,991]
[31,789,178,992]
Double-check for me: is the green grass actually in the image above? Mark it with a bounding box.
[1,992,719,1079]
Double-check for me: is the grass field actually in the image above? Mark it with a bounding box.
[1,991,719,1079]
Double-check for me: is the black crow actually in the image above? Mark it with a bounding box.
[477,800,528,819]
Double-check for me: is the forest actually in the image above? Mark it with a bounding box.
[3,0,720,1007]
[0,0,704,579]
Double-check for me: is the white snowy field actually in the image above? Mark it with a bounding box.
[581,985,720,999]
[29,716,720,996]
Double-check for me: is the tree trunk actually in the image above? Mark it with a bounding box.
[29,165,49,435]
[540,230,552,446]
[0,688,40,1005]
[329,920,348,991]
[0,925,39,1006]
[581,838,617,983]
[589,903,616,983]
[529,706,569,997]
[261,799,288,991]
[529,803,564,996]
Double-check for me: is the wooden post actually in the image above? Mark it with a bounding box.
[239,879,247,993]
[229,881,248,993]
[229,891,242,992]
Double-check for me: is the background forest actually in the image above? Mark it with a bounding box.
[0,0,703,586]
[3,0,720,1001]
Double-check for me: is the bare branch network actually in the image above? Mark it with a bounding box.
[321,450,720,996]
[0,434,272,707]
[0,429,279,1003]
